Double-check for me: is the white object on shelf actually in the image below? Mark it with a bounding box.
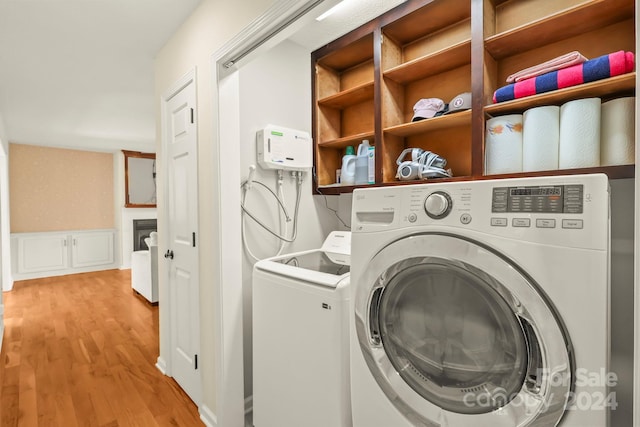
[485,114,524,175]
[601,96,635,166]
[355,140,370,185]
[559,97,601,169]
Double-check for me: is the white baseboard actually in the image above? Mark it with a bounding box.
[155,356,167,375]
[2,275,13,291]
[11,263,119,281]
[199,404,217,427]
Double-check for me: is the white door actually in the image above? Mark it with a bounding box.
[164,72,201,404]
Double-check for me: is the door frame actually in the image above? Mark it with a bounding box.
[209,0,340,425]
[157,67,199,380]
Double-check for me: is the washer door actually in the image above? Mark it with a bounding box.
[354,233,573,427]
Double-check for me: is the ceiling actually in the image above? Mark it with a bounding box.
[0,0,204,153]
[0,0,405,154]
[288,0,406,51]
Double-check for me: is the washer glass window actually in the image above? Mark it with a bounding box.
[378,259,528,414]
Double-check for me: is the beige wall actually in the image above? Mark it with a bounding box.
[154,0,276,418]
[9,143,114,233]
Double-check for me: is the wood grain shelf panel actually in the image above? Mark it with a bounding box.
[485,73,636,116]
[317,131,375,149]
[316,164,635,195]
[317,174,476,195]
[383,40,471,84]
[485,0,634,59]
[317,82,374,109]
[316,34,374,71]
[384,110,471,137]
[382,0,470,44]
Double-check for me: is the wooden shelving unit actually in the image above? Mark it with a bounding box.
[311,0,636,193]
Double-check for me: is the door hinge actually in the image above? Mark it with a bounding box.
[194,354,198,370]
[192,232,196,247]
[190,108,194,124]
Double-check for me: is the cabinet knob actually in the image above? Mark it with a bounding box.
[164,249,174,260]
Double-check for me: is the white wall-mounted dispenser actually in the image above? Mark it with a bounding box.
[256,125,313,171]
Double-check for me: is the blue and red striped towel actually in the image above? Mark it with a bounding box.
[493,51,635,103]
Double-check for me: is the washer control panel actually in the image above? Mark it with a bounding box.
[492,184,583,214]
[352,174,608,250]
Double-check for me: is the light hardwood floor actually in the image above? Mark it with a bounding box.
[0,269,203,426]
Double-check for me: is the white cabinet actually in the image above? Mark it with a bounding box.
[11,229,116,280]
[71,232,114,268]
[17,234,68,274]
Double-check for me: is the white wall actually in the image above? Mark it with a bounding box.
[238,39,339,398]
[0,112,8,348]
[0,114,10,290]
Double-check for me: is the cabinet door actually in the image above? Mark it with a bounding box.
[17,235,68,274]
[71,231,114,268]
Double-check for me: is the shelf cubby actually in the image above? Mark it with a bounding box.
[484,0,635,60]
[313,32,376,187]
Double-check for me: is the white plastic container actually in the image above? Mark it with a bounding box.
[341,146,356,185]
[355,140,371,185]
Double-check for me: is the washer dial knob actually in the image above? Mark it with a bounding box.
[424,191,452,219]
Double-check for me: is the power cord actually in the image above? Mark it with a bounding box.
[312,167,351,230]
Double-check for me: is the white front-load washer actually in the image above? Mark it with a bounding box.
[252,231,352,427]
[349,174,611,427]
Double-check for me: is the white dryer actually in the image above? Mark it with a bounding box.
[252,231,352,427]
[349,174,611,427]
